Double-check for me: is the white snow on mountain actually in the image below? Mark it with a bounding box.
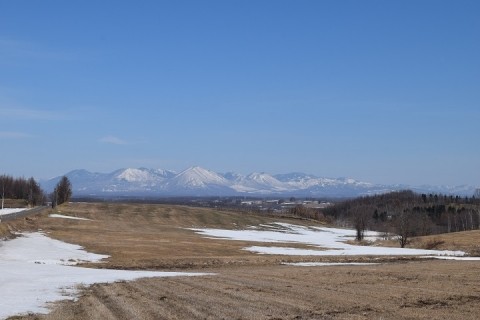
[221,172,244,182]
[232,172,289,193]
[114,168,175,183]
[152,168,177,177]
[116,168,155,182]
[166,166,231,193]
[41,166,477,197]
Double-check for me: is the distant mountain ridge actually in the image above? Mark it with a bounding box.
[41,166,477,198]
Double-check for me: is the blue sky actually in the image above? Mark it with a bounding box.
[0,0,479,186]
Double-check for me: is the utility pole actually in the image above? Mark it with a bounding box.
[1,182,4,210]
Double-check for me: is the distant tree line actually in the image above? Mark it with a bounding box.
[0,174,46,208]
[0,174,73,209]
[322,190,480,247]
[288,205,325,221]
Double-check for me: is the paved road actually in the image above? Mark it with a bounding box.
[0,206,48,222]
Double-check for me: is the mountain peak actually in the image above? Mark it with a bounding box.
[116,168,152,182]
[40,167,477,197]
[169,166,229,189]
[184,165,209,173]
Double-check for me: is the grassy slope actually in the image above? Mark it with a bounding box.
[412,230,480,256]
[19,202,331,269]
[3,202,480,265]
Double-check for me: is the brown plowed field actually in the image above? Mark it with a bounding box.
[5,202,480,320]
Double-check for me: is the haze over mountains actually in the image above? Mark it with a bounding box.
[41,167,477,198]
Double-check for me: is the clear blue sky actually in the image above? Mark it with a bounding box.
[1,0,479,186]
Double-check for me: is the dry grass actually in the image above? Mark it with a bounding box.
[3,202,480,320]
[14,262,480,320]
[1,198,28,208]
[0,212,40,239]
[30,202,330,269]
[412,230,480,256]
[419,237,446,250]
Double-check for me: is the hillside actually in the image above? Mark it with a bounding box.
[3,202,480,320]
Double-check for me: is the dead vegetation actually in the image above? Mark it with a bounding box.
[13,262,480,320]
[411,230,480,256]
[3,202,480,319]
[421,237,446,250]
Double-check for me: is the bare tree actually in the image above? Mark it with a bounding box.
[352,205,372,241]
[0,174,13,209]
[54,176,72,206]
[50,189,57,209]
[0,175,44,208]
[394,209,413,248]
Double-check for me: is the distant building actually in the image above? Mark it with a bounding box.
[265,200,279,204]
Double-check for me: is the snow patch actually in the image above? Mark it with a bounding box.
[0,233,212,319]
[421,256,480,261]
[192,223,465,257]
[0,208,26,216]
[49,214,93,221]
[283,262,379,267]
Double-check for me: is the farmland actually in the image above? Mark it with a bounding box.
[2,202,480,319]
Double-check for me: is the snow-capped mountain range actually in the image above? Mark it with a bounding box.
[41,166,477,198]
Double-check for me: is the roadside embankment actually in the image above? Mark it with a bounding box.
[0,206,49,238]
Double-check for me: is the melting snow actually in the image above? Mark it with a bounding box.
[192,223,466,257]
[0,208,26,216]
[49,214,93,221]
[283,262,379,267]
[0,233,211,319]
[421,256,480,261]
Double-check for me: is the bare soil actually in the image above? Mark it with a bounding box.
[4,202,480,320]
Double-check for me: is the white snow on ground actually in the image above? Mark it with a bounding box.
[192,223,466,257]
[0,208,26,216]
[0,233,212,319]
[49,214,93,221]
[422,256,480,261]
[283,262,379,267]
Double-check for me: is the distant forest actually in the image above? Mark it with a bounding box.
[0,175,45,207]
[320,190,480,246]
